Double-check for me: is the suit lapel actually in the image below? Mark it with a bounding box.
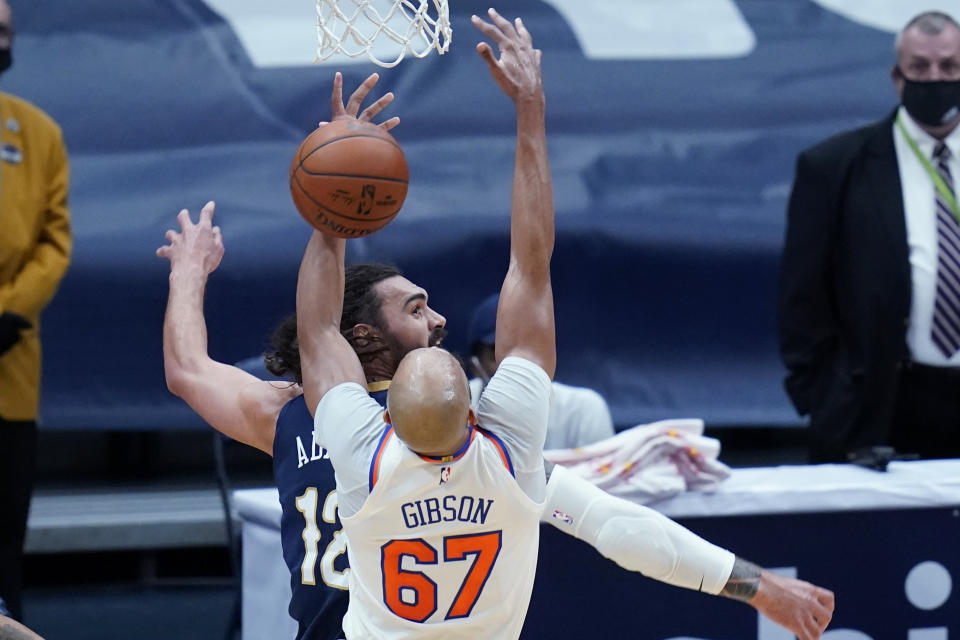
[863,113,911,282]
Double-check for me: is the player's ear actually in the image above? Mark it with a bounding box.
[466,408,477,426]
[352,324,370,338]
[383,410,392,425]
[353,323,387,342]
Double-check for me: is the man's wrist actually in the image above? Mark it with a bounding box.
[719,557,762,603]
[169,264,209,284]
[516,94,545,117]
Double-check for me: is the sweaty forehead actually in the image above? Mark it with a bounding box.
[900,25,960,60]
[375,275,428,307]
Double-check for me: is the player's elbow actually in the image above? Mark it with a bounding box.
[163,359,195,399]
[164,367,187,398]
[595,516,679,579]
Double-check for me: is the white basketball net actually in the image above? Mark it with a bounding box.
[315,0,451,68]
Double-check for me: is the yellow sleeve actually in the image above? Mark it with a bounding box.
[0,129,72,319]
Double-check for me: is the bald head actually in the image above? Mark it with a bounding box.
[385,348,473,457]
[895,12,960,61]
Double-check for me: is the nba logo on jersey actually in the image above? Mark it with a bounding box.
[551,509,574,525]
[439,466,451,485]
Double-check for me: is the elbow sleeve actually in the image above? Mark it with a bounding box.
[544,464,734,594]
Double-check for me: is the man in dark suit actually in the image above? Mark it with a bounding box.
[779,10,960,463]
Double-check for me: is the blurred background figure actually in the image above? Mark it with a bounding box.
[466,293,614,450]
[0,0,71,621]
[779,11,960,463]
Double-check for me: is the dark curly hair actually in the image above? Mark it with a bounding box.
[263,263,402,384]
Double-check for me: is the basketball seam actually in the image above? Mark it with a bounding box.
[297,133,404,173]
[291,173,402,223]
[296,170,408,183]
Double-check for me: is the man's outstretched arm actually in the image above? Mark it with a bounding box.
[544,465,835,640]
[159,201,297,454]
[473,9,556,379]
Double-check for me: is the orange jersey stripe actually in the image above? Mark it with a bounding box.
[474,427,514,476]
[369,426,395,491]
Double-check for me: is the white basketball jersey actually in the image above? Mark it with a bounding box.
[340,425,543,640]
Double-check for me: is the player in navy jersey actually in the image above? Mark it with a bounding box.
[160,62,833,640]
[273,393,345,640]
[160,255,430,638]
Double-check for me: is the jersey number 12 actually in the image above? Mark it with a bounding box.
[296,487,348,589]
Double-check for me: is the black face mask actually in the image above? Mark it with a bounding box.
[899,69,960,128]
[0,49,11,75]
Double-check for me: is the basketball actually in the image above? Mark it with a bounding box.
[289,119,408,238]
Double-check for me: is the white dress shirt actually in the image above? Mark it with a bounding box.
[892,106,960,367]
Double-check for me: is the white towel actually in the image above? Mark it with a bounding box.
[544,419,731,503]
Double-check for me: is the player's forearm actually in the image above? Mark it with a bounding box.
[509,98,553,281]
[163,267,212,394]
[296,231,347,408]
[296,231,346,341]
[496,98,557,376]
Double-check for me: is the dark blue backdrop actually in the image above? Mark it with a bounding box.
[6,0,909,429]
[526,507,960,639]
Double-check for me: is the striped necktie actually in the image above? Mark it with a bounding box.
[931,142,960,358]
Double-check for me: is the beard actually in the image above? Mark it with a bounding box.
[384,331,413,369]
[384,326,449,371]
[349,326,450,380]
[385,326,447,358]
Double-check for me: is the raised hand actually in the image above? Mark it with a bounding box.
[156,200,224,277]
[471,8,543,104]
[323,72,400,130]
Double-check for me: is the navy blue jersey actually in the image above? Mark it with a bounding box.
[368,386,389,407]
[274,393,349,640]
[273,385,390,640]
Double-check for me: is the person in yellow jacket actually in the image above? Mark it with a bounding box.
[0,0,71,623]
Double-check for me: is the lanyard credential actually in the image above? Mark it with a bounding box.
[896,113,960,225]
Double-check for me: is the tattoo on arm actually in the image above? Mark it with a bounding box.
[720,557,761,602]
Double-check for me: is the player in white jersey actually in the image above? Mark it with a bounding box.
[297,8,556,639]
[316,357,549,639]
